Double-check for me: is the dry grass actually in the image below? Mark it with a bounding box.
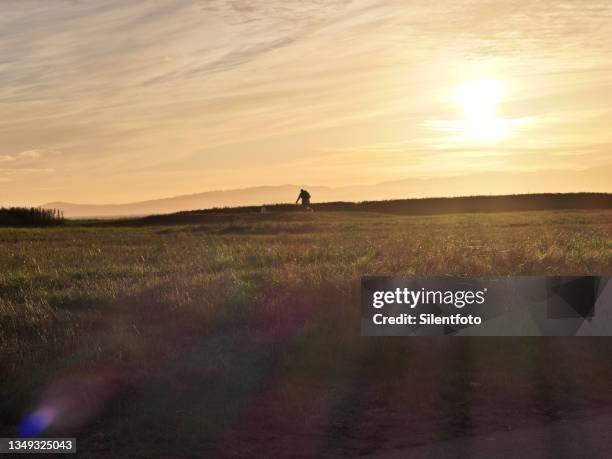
[0,210,611,457]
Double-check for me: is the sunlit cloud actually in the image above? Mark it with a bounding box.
[0,150,62,179]
[0,0,611,204]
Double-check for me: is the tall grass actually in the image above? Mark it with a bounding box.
[0,207,64,227]
[0,210,610,456]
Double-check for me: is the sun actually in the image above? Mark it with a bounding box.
[452,79,508,142]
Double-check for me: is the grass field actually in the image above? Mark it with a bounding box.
[1,209,611,457]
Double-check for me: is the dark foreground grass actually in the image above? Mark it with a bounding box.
[0,210,611,457]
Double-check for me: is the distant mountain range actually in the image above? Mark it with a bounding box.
[43,166,612,218]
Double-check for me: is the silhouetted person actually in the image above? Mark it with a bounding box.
[296,189,311,210]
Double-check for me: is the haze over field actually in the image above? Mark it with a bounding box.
[2,0,612,206]
[44,166,612,217]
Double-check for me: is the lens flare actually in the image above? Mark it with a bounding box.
[18,407,57,437]
[17,365,120,437]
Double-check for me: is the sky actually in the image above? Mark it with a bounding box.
[1,0,611,205]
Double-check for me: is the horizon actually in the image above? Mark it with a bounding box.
[32,164,612,218]
[2,1,612,206]
[39,165,612,208]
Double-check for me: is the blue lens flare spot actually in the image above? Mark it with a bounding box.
[18,408,55,437]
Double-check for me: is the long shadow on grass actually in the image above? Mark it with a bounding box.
[532,338,593,459]
[316,338,412,457]
[65,283,348,457]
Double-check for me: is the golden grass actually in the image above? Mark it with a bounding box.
[0,210,610,455]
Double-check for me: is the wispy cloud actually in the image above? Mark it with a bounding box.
[1,0,611,203]
[0,149,62,162]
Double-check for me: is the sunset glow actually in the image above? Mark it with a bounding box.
[1,1,611,206]
[453,79,509,142]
